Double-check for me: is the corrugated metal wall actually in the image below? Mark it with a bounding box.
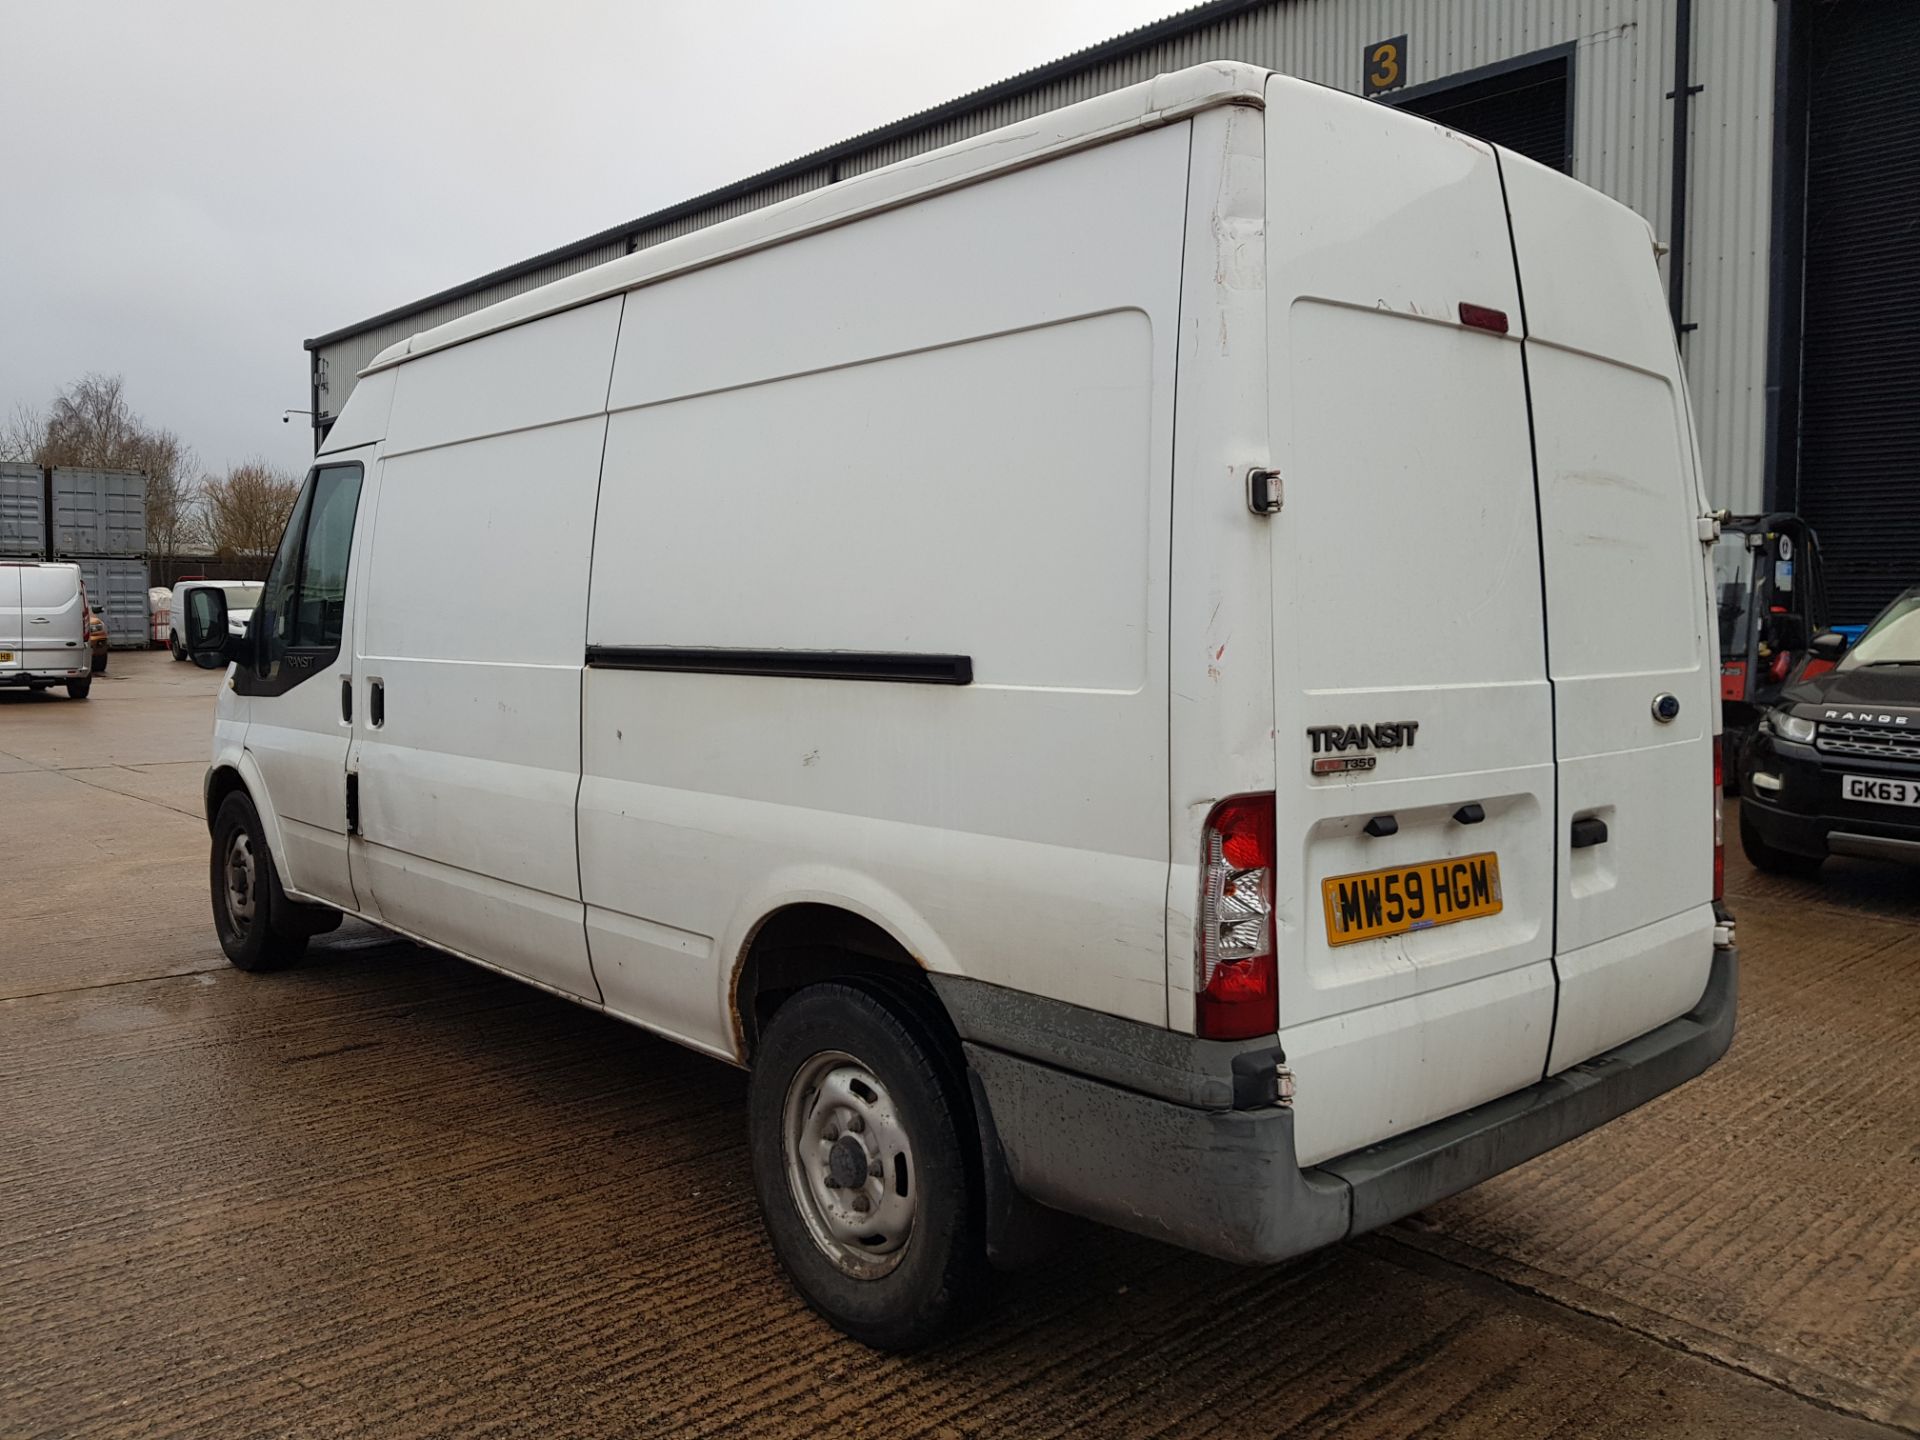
[312,0,1773,508]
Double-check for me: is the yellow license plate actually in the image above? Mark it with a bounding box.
[1322,852,1503,946]
[0,650,11,663]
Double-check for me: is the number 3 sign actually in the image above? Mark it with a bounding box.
[1364,35,1407,95]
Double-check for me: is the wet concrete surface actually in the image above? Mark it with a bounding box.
[2,650,1916,1438]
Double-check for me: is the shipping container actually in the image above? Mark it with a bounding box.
[0,462,45,556]
[52,468,147,557]
[74,556,152,649]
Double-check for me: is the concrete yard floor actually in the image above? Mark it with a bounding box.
[2,649,1916,1438]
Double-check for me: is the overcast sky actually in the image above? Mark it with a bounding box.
[2,0,1176,477]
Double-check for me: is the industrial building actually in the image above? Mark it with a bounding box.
[305,0,1919,623]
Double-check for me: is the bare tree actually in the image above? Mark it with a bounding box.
[142,433,209,562]
[1,374,208,556]
[0,401,44,462]
[38,373,147,468]
[201,461,300,559]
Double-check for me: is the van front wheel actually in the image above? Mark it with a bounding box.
[747,979,986,1350]
[210,792,309,971]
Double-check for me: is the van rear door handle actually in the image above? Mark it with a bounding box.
[1570,817,1609,849]
[369,678,385,729]
[341,677,352,724]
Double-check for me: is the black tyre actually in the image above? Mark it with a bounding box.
[169,634,187,661]
[747,977,986,1350]
[210,791,310,971]
[1739,805,1823,878]
[66,678,91,700]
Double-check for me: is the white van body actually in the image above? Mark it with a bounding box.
[1,561,93,697]
[201,64,1734,1339]
[170,580,263,654]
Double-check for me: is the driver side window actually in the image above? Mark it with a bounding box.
[248,462,364,692]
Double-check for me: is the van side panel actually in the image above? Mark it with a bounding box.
[348,300,622,1003]
[1498,152,1716,1072]
[580,126,1191,1050]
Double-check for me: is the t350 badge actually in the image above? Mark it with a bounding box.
[1307,721,1419,775]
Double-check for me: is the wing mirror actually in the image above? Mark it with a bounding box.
[1810,631,1849,661]
[184,586,234,669]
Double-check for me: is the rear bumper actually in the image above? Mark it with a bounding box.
[0,666,90,686]
[962,947,1737,1265]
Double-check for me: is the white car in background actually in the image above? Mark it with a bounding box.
[169,580,262,659]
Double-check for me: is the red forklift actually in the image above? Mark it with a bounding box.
[1714,514,1835,792]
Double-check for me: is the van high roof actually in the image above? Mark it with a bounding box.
[363,62,1271,377]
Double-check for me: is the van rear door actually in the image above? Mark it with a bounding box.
[18,564,84,671]
[0,565,23,674]
[1263,79,1557,1166]
[1498,153,1717,1073]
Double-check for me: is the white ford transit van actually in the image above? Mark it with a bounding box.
[2,561,94,699]
[189,64,1736,1348]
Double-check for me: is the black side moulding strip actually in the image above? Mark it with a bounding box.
[585,646,973,686]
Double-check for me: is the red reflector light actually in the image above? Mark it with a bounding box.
[1459,302,1510,334]
[1196,793,1278,1041]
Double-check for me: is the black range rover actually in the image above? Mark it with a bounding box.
[1739,584,1920,876]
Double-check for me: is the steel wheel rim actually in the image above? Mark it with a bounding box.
[782,1049,918,1279]
[223,830,257,935]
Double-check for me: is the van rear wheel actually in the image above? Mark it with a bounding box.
[210,792,310,971]
[747,978,986,1350]
[66,678,91,700]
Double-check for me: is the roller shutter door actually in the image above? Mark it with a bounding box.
[1397,55,1572,175]
[1800,1,1920,624]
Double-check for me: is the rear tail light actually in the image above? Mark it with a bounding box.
[1712,740,1726,901]
[1196,793,1277,1041]
[1769,650,1792,683]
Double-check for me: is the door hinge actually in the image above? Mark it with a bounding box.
[346,772,360,836]
[1248,466,1284,516]
[1697,510,1727,544]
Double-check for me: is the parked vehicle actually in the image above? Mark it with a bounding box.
[84,591,109,673]
[2,561,94,698]
[186,64,1735,1348]
[1739,584,1920,874]
[1714,514,1830,793]
[169,579,262,658]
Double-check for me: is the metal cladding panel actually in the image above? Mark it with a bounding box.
[73,556,150,648]
[1683,0,1774,517]
[310,1,1772,509]
[51,468,147,557]
[0,462,46,556]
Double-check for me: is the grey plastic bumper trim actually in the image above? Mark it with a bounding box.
[963,948,1738,1265]
[1828,832,1920,865]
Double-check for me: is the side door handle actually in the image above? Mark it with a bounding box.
[341,676,353,724]
[1570,816,1609,849]
[369,678,385,729]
